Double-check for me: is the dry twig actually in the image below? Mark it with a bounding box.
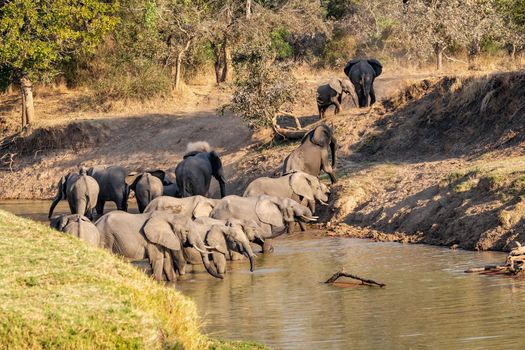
[324,269,386,288]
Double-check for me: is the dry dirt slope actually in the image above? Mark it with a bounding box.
[328,72,525,252]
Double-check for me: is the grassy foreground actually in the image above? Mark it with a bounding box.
[0,210,265,349]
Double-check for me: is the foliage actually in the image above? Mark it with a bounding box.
[0,0,119,81]
[225,61,298,130]
[270,28,293,60]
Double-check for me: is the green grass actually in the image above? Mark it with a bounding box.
[0,210,265,350]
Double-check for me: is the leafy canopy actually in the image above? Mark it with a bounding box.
[0,0,120,80]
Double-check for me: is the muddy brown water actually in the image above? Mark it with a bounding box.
[2,201,525,349]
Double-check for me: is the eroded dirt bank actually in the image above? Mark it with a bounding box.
[1,71,524,251]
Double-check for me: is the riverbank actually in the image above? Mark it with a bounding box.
[0,209,265,349]
[1,70,525,252]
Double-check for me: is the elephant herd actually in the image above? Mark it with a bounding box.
[316,58,383,117]
[48,125,338,282]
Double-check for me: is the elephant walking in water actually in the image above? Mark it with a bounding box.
[343,58,382,108]
[175,142,226,198]
[48,171,99,219]
[87,165,129,215]
[127,172,164,213]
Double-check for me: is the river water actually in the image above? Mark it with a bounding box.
[2,201,525,349]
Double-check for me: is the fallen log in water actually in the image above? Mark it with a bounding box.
[324,269,386,288]
[465,241,525,275]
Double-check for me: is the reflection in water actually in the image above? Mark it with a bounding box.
[178,235,525,350]
[0,200,138,223]
[1,202,524,349]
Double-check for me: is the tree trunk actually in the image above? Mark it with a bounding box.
[468,40,480,70]
[20,86,27,128]
[434,45,443,71]
[220,36,230,83]
[511,43,516,61]
[211,42,222,85]
[174,40,192,90]
[20,75,34,127]
[246,0,252,19]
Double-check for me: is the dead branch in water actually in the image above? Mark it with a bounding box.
[465,241,525,275]
[324,269,386,287]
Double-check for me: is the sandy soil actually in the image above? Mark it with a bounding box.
[2,68,524,252]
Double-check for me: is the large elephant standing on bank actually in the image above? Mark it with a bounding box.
[96,211,223,281]
[87,166,129,214]
[48,171,99,219]
[210,195,317,252]
[343,58,382,108]
[175,142,226,198]
[282,124,338,184]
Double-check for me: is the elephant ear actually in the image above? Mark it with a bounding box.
[328,78,343,94]
[344,58,361,76]
[368,59,382,77]
[290,173,315,201]
[146,169,168,184]
[125,172,142,191]
[310,125,331,147]
[193,199,215,218]
[142,216,181,250]
[205,226,229,255]
[255,197,284,227]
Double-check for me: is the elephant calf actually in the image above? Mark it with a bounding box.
[50,214,102,248]
[48,171,99,219]
[128,172,164,213]
[244,171,330,214]
[316,78,353,118]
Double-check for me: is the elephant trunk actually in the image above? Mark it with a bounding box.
[242,241,256,272]
[330,134,337,168]
[197,242,223,279]
[48,193,62,219]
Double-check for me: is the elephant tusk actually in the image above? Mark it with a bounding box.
[319,199,329,205]
[300,215,318,221]
[193,245,209,254]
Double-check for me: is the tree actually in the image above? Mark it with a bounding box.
[497,0,525,59]
[0,0,119,128]
[400,0,479,70]
[157,0,209,90]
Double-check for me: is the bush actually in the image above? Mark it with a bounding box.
[224,61,298,130]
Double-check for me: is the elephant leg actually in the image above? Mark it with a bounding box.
[163,250,177,282]
[321,150,337,184]
[298,221,307,232]
[95,200,106,215]
[318,105,325,119]
[173,249,186,275]
[147,244,165,282]
[370,84,376,105]
[262,239,274,254]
